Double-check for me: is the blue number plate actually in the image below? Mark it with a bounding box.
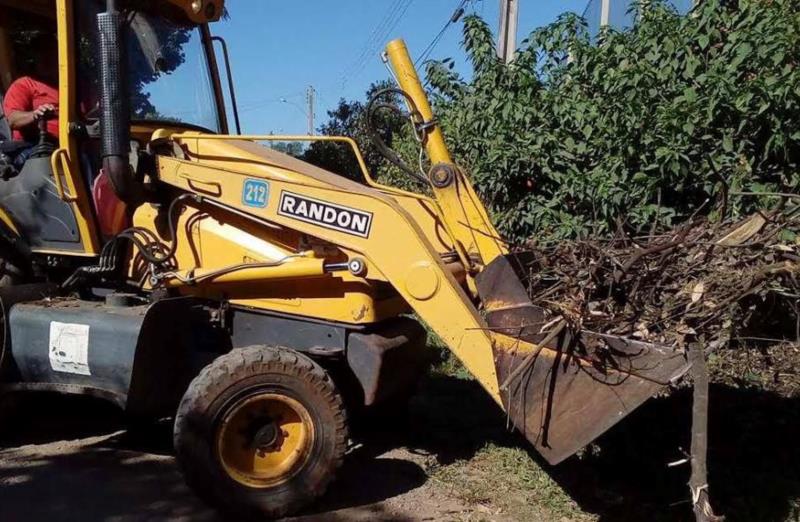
[242,178,270,208]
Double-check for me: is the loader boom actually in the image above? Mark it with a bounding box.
[385,39,507,271]
[155,137,505,402]
[142,40,690,464]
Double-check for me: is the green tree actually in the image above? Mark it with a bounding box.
[303,80,411,182]
[417,0,800,243]
[271,141,304,156]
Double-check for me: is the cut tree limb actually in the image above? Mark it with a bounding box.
[688,343,723,522]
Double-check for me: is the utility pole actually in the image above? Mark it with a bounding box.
[306,85,315,136]
[600,0,611,27]
[497,0,519,64]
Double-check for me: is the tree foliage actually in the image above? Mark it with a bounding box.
[270,141,305,156]
[420,0,800,243]
[126,15,192,118]
[303,81,409,181]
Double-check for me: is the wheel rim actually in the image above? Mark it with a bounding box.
[215,392,315,488]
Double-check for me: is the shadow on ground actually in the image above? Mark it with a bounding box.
[554,385,800,522]
[0,393,425,522]
[0,394,218,521]
[0,375,798,522]
[402,372,800,522]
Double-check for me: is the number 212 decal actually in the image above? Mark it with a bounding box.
[242,178,270,208]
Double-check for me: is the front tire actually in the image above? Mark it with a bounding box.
[174,346,348,520]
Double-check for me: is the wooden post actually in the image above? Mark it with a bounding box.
[688,344,722,522]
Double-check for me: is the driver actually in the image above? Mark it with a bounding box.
[2,33,59,167]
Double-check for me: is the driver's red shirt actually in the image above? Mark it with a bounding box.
[3,76,59,141]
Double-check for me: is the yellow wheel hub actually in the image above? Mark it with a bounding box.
[216,393,314,488]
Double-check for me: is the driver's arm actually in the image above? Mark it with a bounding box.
[3,78,57,133]
[7,104,56,131]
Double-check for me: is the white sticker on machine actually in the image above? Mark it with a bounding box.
[49,321,91,376]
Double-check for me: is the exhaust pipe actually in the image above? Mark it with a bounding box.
[97,0,142,204]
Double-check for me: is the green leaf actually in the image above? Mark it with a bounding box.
[722,134,734,153]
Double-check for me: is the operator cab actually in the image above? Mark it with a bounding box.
[0,3,79,251]
[74,0,228,236]
[0,2,63,164]
[0,0,227,253]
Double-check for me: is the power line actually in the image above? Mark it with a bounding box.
[339,0,405,86]
[315,89,333,113]
[415,0,471,67]
[338,0,415,93]
[346,0,406,77]
[345,0,414,86]
[371,0,415,64]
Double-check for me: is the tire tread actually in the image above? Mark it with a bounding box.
[174,346,348,519]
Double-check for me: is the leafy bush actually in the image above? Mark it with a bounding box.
[418,0,800,243]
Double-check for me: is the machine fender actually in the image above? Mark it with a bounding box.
[0,382,126,408]
[346,317,428,406]
[5,295,228,418]
[126,297,227,417]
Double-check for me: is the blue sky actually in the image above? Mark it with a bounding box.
[210,1,588,135]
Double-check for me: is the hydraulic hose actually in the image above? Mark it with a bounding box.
[365,87,429,185]
[118,193,199,266]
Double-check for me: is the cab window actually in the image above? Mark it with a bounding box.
[75,0,222,133]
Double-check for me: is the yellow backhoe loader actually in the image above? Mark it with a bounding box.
[0,0,690,518]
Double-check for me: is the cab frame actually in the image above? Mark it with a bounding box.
[0,0,231,256]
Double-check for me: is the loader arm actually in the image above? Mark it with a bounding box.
[384,39,508,273]
[156,145,504,402]
[149,39,689,464]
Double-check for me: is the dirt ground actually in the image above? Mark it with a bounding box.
[0,438,484,522]
[0,393,515,522]
[0,411,478,521]
[1,371,799,522]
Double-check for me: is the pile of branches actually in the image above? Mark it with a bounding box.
[520,198,799,520]
[522,199,800,392]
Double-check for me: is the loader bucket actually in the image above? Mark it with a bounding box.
[475,254,691,465]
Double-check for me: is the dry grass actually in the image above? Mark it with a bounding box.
[429,443,593,521]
